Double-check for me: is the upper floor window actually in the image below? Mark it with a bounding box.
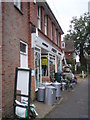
[51,22,53,40]
[14,0,21,10]
[44,15,47,35]
[58,34,60,46]
[37,6,41,30]
[55,29,57,44]
[61,42,65,48]
[20,42,27,54]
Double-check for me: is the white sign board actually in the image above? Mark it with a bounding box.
[17,70,29,101]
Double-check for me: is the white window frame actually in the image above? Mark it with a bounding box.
[14,0,21,10]
[33,0,36,4]
[44,15,47,35]
[20,41,28,68]
[20,41,28,55]
[37,6,41,30]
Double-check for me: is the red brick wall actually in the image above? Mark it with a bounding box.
[2,2,30,117]
[52,23,55,43]
[0,2,2,119]
[29,2,37,27]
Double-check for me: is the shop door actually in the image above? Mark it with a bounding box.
[35,48,41,90]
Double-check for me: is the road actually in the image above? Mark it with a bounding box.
[45,77,88,118]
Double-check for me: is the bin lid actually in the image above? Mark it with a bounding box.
[42,82,52,86]
[52,81,61,85]
[62,82,66,85]
[38,86,45,89]
[45,85,55,89]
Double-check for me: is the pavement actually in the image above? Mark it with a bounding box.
[34,97,63,118]
[32,76,88,119]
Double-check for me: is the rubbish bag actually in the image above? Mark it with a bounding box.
[15,100,38,119]
[30,104,38,119]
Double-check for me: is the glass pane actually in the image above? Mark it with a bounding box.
[35,52,41,89]
[20,42,26,53]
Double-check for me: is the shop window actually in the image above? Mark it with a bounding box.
[14,0,21,10]
[58,58,61,72]
[34,47,41,90]
[49,54,55,82]
[44,15,47,35]
[37,6,41,30]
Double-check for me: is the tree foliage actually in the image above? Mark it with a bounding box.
[64,13,90,67]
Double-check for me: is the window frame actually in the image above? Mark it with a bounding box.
[37,6,41,30]
[55,29,57,44]
[20,41,28,55]
[62,42,65,48]
[58,34,60,47]
[51,22,53,40]
[44,15,47,35]
[14,0,21,11]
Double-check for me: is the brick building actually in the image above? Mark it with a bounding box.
[64,40,74,59]
[0,1,64,118]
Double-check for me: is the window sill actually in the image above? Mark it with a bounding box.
[14,5,23,15]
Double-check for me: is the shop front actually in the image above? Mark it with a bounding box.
[31,33,64,91]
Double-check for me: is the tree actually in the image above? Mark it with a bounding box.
[64,13,90,67]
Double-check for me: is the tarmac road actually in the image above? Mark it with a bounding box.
[45,77,88,118]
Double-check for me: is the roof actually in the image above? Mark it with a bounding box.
[65,40,74,52]
[37,1,64,35]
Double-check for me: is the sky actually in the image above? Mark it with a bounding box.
[47,0,89,39]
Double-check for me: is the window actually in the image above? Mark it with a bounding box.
[58,58,61,72]
[51,22,53,40]
[34,48,41,90]
[41,57,48,76]
[49,54,55,81]
[14,0,21,10]
[62,42,65,48]
[55,29,57,44]
[58,34,60,46]
[44,15,47,35]
[37,6,41,30]
[20,42,26,53]
[20,41,28,68]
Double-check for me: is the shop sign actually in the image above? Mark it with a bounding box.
[41,58,48,65]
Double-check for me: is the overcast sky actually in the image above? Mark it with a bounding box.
[47,0,89,39]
